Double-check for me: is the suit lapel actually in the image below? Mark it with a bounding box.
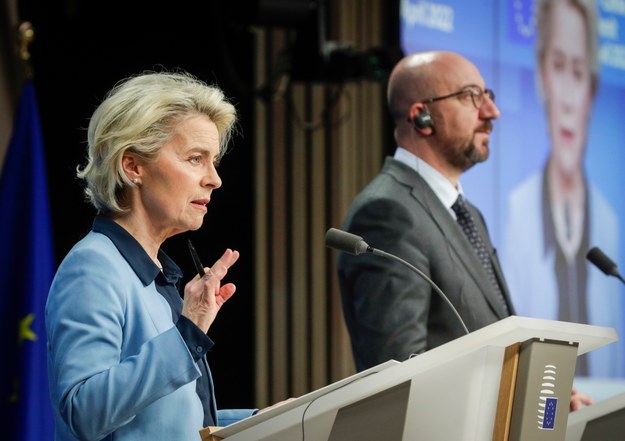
[384,159,511,319]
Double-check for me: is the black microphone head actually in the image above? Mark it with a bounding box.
[586,246,619,277]
[325,228,369,255]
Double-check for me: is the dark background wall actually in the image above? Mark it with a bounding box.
[7,0,401,414]
[21,0,256,408]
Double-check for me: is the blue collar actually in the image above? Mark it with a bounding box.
[92,216,182,287]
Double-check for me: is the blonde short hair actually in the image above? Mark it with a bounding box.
[77,70,237,214]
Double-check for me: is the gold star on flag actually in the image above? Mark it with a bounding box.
[18,313,37,345]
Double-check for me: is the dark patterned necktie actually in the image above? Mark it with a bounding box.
[452,195,509,314]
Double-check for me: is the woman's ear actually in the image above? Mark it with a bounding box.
[121,152,142,184]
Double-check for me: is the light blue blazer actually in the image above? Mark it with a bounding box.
[46,231,254,441]
[502,172,625,377]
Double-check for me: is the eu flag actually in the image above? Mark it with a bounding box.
[0,80,55,440]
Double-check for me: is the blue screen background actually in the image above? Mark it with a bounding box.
[400,0,625,391]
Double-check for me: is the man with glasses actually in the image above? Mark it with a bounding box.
[337,49,511,369]
[337,49,593,411]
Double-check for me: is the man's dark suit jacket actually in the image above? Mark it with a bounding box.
[338,157,515,371]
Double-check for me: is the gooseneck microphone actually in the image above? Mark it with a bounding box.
[325,228,469,334]
[586,247,625,284]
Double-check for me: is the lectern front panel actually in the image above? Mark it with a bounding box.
[327,381,411,441]
[580,407,625,440]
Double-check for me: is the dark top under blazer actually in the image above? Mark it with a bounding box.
[338,157,515,371]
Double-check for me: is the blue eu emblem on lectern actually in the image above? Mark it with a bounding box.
[540,397,558,430]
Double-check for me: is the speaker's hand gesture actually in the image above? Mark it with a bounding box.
[182,248,239,333]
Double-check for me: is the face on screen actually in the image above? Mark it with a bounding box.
[542,1,592,176]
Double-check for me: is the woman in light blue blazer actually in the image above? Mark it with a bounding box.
[502,0,624,378]
[46,71,256,440]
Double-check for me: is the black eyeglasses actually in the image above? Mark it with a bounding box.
[422,86,495,110]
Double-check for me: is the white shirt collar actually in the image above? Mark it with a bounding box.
[394,146,463,214]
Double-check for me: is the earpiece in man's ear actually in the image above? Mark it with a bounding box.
[412,108,435,129]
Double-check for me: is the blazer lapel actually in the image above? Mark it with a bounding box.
[385,159,511,319]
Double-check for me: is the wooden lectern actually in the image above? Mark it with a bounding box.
[201,316,617,441]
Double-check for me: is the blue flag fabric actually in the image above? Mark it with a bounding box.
[0,80,56,440]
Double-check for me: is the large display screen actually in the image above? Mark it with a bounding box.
[400,0,625,384]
